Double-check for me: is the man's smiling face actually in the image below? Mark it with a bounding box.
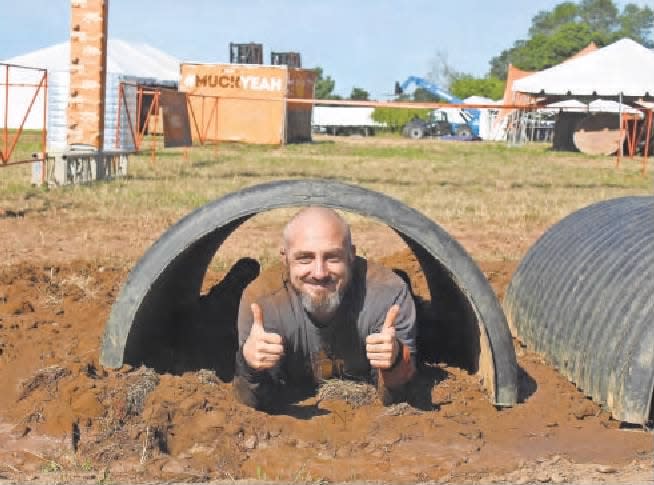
[282,208,355,322]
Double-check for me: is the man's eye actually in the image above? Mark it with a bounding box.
[296,258,312,264]
[328,257,342,263]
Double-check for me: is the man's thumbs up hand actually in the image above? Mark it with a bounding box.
[243,303,284,370]
[366,304,401,369]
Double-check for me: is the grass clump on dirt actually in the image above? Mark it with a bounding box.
[317,379,377,408]
[125,366,159,416]
[18,365,71,401]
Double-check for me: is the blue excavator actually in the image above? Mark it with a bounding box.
[395,76,481,139]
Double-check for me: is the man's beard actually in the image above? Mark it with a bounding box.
[298,285,344,319]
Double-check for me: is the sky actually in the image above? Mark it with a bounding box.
[0,0,649,99]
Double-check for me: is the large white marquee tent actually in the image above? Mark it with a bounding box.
[1,40,180,148]
[513,38,654,97]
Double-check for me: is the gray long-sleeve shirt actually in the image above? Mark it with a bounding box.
[233,257,416,409]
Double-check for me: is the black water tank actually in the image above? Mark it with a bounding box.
[271,52,302,68]
[229,43,263,64]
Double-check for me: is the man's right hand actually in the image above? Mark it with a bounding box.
[242,303,284,370]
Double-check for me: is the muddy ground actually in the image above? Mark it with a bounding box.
[0,212,652,484]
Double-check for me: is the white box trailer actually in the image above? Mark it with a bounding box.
[312,106,384,136]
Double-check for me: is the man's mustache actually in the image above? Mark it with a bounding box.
[302,277,336,286]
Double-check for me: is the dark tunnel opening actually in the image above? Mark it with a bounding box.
[402,236,481,373]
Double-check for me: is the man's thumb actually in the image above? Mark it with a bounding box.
[251,303,264,332]
[383,304,400,331]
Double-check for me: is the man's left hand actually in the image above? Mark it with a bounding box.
[366,304,400,369]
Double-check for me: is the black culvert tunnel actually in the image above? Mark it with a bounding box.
[100,179,518,406]
[504,196,654,425]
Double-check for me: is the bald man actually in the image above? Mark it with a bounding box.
[233,207,417,410]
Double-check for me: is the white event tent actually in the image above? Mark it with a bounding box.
[1,40,180,149]
[513,38,654,98]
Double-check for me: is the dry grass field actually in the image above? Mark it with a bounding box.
[1,135,650,267]
[0,135,652,484]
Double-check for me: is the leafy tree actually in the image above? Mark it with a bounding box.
[450,76,505,100]
[578,0,618,33]
[618,4,654,43]
[349,87,369,100]
[489,0,654,79]
[490,24,606,78]
[516,24,609,71]
[311,66,342,99]
[529,2,579,36]
[371,107,430,132]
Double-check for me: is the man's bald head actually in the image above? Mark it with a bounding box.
[282,207,353,256]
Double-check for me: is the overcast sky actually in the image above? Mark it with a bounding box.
[0,0,649,99]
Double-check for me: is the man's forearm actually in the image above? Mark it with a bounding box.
[233,348,277,410]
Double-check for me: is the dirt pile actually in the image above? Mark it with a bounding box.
[0,253,651,484]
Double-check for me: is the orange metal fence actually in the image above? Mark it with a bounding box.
[616,110,652,174]
[643,109,653,173]
[115,82,155,152]
[116,83,201,163]
[117,82,261,148]
[187,94,220,145]
[0,63,48,178]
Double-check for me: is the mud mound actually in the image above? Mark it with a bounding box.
[0,256,651,484]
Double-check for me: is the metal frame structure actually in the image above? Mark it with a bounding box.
[1,63,48,182]
[621,113,641,157]
[115,82,220,163]
[115,82,155,152]
[642,108,653,174]
[115,82,164,163]
[616,109,652,175]
[186,93,224,146]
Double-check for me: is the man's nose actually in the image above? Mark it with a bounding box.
[312,258,328,279]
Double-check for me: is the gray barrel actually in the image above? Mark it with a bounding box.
[100,179,518,406]
[505,196,654,424]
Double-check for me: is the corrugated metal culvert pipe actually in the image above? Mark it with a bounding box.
[99,179,518,406]
[504,196,654,425]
